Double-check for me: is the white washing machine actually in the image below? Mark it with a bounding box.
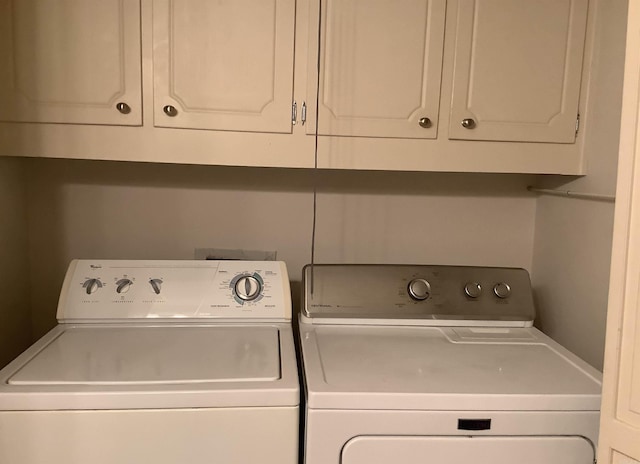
[0,259,299,464]
[298,264,602,464]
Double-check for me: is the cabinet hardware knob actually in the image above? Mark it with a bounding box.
[116,102,131,114]
[163,105,178,117]
[418,117,432,128]
[461,118,476,129]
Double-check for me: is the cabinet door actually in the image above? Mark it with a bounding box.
[311,0,446,139]
[449,0,588,143]
[598,1,640,462]
[153,0,296,133]
[0,0,142,126]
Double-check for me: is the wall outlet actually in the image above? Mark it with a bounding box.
[194,248,277,261]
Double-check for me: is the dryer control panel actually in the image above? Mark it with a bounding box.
[57,260,292,321]
[302,264,535,327]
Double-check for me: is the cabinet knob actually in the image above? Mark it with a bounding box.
[461,118,476,129]
[163,105,178,117]
[116,102,131,114]
[418,117,432,128]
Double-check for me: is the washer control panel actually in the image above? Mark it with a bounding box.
[302,264,535,326]
[57,260,291,321]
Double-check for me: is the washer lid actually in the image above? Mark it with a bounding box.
[9,326,280,385]
[300,324,602,411]
[0,323,299,410]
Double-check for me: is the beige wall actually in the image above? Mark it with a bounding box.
[531,0,628,370]
[25,158,536,338]
[0,158,30,368]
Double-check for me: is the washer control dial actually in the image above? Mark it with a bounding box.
[82,278,103,295]
[493,282,512,299]
[116,278,133,294]
[149,278,163,295]
[464,282,482,298]
[408,278,431,301]
[235,275,262,301]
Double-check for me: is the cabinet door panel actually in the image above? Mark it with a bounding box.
[598,1,640,461]
[153,0,295,133]
[313,0,446,139]
[449,0,588,143]
[0,0,142,126]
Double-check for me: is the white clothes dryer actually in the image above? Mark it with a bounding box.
[298,264,601,464]
[0,259,299,464]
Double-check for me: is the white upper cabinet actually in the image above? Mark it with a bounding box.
[152,0,296,133]
[0,0,601,173]
[313,0,446,139]
[0,0,142,126]
[448,0,589,143]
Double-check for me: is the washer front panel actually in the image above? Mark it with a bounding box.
[0,405,298,464]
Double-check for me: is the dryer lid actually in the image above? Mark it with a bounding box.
[9,325,281,385]
[300,324,602,411]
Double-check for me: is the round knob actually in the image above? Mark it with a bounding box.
[83,278,103,295]
[116,102,131,114]
[116,278,133,294]
[464,282,482,298]
[493,282,511,299]
[163,105,178,117]
[408,278,431,301]
[418,117,432,128]
[461,118,476,129]
[149,278,163,295]
[235,276,262,301]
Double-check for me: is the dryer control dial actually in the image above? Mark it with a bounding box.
[493,282,512,299]
[234,275,263,301]
[464,282,482,298]
[408,278,431,301]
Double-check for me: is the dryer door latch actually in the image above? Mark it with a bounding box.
[457,419,492,431]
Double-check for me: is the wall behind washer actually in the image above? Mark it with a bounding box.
[24,159,536,339]
[0,158,31,368]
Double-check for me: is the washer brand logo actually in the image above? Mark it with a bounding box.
[311,304,332,308]
[90,265,102,269]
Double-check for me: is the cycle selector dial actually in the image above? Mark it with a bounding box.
[234,275,262,301]
[408,278,431,301]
